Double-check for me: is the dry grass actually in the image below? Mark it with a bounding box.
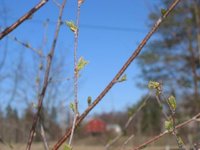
[0,142,176,150]
[0,135,183,150]
[0,143,106,150]
[0,143,180,150]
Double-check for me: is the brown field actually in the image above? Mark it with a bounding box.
[0,143,180,150]
[0,136,185,150]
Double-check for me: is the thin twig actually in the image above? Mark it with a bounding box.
[155,95,169,120]
[40,121,50,150]
[0,3,8,70]
[193,0,200,63]
[37,50,49,150]
[73,0,82,115]
[25,0,67,149]
[0,0,49,40]
[40,19,49,52]
[8,35,44,57]
[124,93,152,129]
[105,92,152,150]
[105,134,122,150]
[0,136,14,149]
[132,113,200,150]
[120,134,135,150]
[68,0,82,147]
[52,0,61,8]
[68,114,78,146]
[52,1,181,149]
[163,94,185,149]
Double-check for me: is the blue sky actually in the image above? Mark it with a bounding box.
[0,0,161,115]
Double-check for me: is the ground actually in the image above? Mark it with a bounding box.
[0,143,180,150]
[0,136,187,150]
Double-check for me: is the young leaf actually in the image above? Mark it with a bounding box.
[24,42,30,48]
[87,96,92,106]
[177,135,184,146]
[168,95,176,111]
[148,80,160,89]
[69,102,75,113]
[63,144,72,150]
[161,8,167,16]
[118,74,127,83]
[164,119,173,132]
[148,80,162,95]
[77,57,88,72]
[66,21,77,33]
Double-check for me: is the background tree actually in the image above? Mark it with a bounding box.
[128,96,162,136]
[3,105,19,143]
[138,0,200,107]
[0,2,72,144]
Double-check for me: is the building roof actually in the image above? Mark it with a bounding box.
[85,118,106,133]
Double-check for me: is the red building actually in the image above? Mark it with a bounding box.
[85,118,106,135]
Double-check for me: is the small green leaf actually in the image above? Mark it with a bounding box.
[118,74,127,83]
[161,8,167,16]
[24,42,30,48]
[63,144,72,150]
[148,81,162,95]
[168,95,176,111]
[177,136,184,146]
[69,102,75,112]
[148,81,160,89]
[66,21,77,33]
[164,119,173,132]
[87,96,92,106]
[76,57,88,72]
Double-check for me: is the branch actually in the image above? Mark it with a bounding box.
[120,134,135,150]
[124,93,151,130]
[40,122,49,150]
[155,95,169,120]
[0,136,14,149]
[163,94,185,149]
[132,113,200,150]
[8,35,44,57]
[52,0,181,149]
[25,0,67,149]
[0,0,48,40]
[52,0,61,8]
[69,0,82,146]
[105,134,122,150]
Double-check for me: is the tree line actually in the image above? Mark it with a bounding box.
[0,105,62,143]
